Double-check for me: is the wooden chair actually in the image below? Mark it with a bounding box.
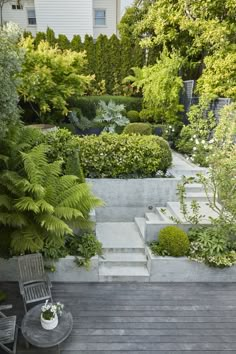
[18,253,53,313]
[0,305,18,354]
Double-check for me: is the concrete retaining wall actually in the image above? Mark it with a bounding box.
[88,178,179,221]
[0,256,99,282]
[146,247,236,282]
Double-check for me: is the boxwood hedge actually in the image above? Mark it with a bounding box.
[78,133,172,178]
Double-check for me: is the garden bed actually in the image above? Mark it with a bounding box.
[146,247,236,282]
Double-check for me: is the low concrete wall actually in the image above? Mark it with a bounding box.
[88,178,179,221]
[147,247,236,282]
[0,256,99,282]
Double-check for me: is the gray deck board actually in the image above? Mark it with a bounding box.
[0,282,236,353]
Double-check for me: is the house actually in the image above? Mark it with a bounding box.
[2,0,122,39]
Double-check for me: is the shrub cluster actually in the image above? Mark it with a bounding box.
[78,133,172,178]
[69,96,142,120]
[126,110,140,122]
[123,123,152,135]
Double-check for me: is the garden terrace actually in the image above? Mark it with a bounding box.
[1,282,236,353]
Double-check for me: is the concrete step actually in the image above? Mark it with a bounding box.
[99,265,150,282]
[167,201,220,224]
[185,183,205,193]
[102,247,145,254]
[185,192,213,202]
[100,252,147,267]
[145,212,162,222]
[134,217,146,240]
[96,222,145,249]
[155,207,175,223]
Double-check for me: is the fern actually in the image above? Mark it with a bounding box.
[0,127,103,256]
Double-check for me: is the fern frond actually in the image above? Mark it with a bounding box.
[15,197,40,213]
[11,227,44,253]
[35,214,73,236]
[54,206,83,220]
[20,144,48,184]
[0,212,27,227]
[0,195,12,210]
[36,200,54,213]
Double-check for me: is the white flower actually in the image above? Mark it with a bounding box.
[190,138,193,141]
[193,147,197,151]
[169,125,172,128]
[172,128,175,132]
[195,139,199,145]
[193,135,197,138]
[209,139,214,144]
[201,140,205,144]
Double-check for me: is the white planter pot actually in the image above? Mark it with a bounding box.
[41,313,58,330]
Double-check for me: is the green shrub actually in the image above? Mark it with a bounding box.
[158,226,190,256]
[69,96,143,120]
[139,109,156,123]
[126,110,140,122]
[123,123,152,135]
[0,291,6,303]
[78,133,172,178]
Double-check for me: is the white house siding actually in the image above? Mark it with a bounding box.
[2,0,37,36]
[34,0,93,40]
[93,0,120,39]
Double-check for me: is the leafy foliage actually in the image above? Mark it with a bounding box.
[78,133,172,178]
[69,233,103,270]
[126,110,140,122]
[0,127,102,256]
[0,23,23,137]
[18,37,91,119]
[94,100,129,133]
[158,226,190,257]
[123,123,152,135]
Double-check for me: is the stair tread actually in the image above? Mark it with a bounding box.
[155,207,175,223]
[167,201,220,222]
[145,212,162,222]
[96,222,144,248]
[134,217,146,239]
[99,265,149,276]
[102,253,146,262]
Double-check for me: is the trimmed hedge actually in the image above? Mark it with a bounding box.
[126,110,140,122]
[69,96,143,120]
[159,226,190,257]
[78,133,172,178]
[123,123,152,135]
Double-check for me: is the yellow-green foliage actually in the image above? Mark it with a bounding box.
[123,123,152,135]
[197,45,236,100]
[78,133,172,178]
[18,37,92,117]
[158,226,190,257]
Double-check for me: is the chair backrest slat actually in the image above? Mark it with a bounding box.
[18,254,45,283]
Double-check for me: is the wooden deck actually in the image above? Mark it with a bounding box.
[1,282,236,353]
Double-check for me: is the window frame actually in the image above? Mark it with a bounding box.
[27,7,37,26]
[94,8,107,27]
[12,3,23,10]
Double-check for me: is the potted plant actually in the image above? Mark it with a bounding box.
[40,300,64,330]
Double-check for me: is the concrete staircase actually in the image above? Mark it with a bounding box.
[135,182,220,242]
[96,222,149,282]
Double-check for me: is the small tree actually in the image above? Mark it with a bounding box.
[18,37,92,120]
[71,34,83,52]
[0,0,10,27]
[57,34,70,50]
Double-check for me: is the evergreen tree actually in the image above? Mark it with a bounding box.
[57,34,70,50]
[107,34,121,93]
[71,34,83,52]
[95,34,110,91]
[34,32,46,47]
[133,40,145,68]
[46,27,56,47]
[120,37,133,80]
[83,34,96,75]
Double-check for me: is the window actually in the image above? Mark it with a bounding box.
[94,9,106,26]
[27,8,36,25]
[12,4,23,10]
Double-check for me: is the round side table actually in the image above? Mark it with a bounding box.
[21,303,73,354]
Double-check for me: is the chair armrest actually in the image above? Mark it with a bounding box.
[18,281,25,295]
[0,304,12,318]
[0,304,12,311]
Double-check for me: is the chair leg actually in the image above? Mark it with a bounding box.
[13,325,18,354]
[23,299,27,314]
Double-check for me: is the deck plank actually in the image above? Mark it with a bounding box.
[0,282,236,353]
